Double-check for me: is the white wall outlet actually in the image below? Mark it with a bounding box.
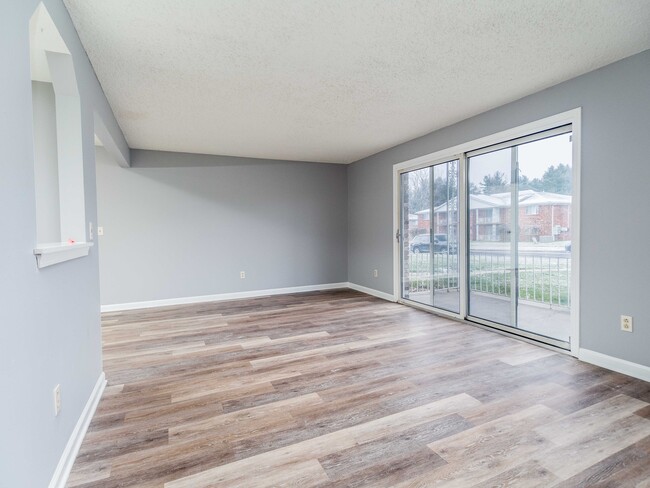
[373,269,378,278]
[620,315,633,332]
[53,384,61,416]
[240,271,246,279]
[97,226,104,236]
[89,222,94,240]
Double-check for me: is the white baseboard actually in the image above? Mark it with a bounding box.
[49,372,106,488]
[579,349,650,383]
[347,282,397,302]
[101,282,349,312]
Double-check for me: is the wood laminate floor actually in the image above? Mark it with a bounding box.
[68,290,650,487]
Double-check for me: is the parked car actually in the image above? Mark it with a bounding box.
[410,234,430,253]
[433,234,450,253]
[410,234,457,253]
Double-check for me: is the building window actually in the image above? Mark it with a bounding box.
[526,205,539,215]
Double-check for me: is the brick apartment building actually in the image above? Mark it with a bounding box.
[415,190,571,243]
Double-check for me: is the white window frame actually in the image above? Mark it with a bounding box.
[393,108,581,356]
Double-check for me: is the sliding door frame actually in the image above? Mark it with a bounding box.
[392,108,581,356]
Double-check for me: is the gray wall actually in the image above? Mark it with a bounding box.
[96,149,348,305]
[348,49,650,367]
[0,1,128,487]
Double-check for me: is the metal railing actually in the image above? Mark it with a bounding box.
[404,250,571,309]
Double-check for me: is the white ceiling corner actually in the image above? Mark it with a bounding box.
[64,0,650,164]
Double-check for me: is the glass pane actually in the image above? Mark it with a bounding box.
[468,148,514,326]
[516,132,572,342]
[401,167,433,306]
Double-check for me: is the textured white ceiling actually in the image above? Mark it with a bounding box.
[64,0,650,164]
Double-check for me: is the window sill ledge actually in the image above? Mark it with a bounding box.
[34,241,93,268]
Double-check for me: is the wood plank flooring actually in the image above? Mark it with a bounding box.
[67,289,650,487]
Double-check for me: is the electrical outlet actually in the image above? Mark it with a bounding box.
[373,269,378,278]
[53,385,61,416]
[97,226,104,236]
[620,315,633,332]
[240,271,246,279]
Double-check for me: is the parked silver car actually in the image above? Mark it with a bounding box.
[410,234,457,253]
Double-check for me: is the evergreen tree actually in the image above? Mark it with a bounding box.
[540,163,572,194]
[480,171,509,194]
[518,164,571,194]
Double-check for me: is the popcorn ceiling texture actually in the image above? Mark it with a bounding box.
[64,0,650,163]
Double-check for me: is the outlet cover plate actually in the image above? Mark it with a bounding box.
[621,315,633,332]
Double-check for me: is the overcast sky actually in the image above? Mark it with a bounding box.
[469,132,572,185]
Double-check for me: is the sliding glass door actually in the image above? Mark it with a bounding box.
[467,128,572,347]
[400,160,459,313]
[398,124,574,349]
